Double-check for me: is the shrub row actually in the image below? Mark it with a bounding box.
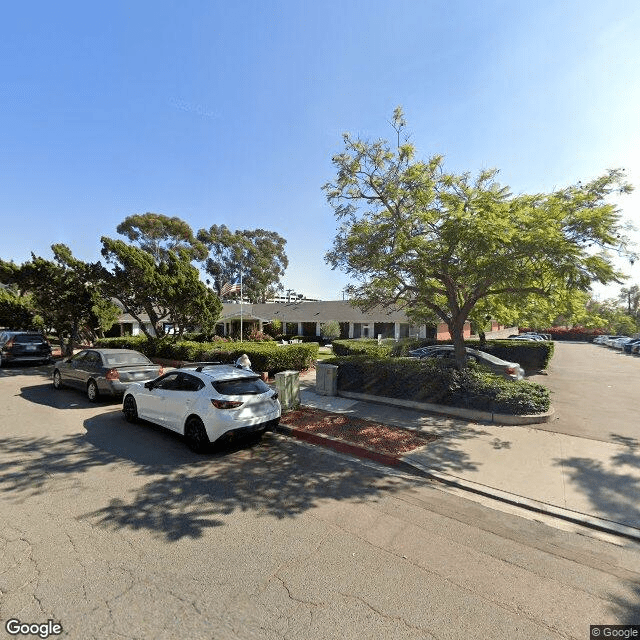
[337,338,554,371]
[326,356,550,415]
[94,336,319,375]
[474,340,554,371]
[332,339,395,358]
[520,327,606,341]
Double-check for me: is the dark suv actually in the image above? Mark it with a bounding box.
[0,331,53,367]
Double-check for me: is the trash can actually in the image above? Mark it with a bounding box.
[316,363,338,396]
[275,370,300,412]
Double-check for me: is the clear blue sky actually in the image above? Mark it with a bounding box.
[2,0,639,301]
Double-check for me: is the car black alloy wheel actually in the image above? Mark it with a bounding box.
[123,395,138,423]
[53,370,62,390]
[87,379,99,402]
[184,416,210,453]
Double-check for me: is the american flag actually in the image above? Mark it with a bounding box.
[220,278,241,297]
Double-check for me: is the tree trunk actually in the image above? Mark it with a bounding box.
[448,319,467,369]
[478,331,487,347]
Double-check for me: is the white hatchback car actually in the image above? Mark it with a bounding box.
[122,363,281,452]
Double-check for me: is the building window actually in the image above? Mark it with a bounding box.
[301,322,316,337]
[373,323,395,339]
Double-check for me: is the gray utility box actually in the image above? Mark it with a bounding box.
[315,363,338,397]
[275,370,300,412]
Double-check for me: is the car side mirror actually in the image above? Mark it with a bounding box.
[144,381,155,390]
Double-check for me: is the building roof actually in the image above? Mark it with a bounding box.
[219,300,413,324]
[116,300,417,326]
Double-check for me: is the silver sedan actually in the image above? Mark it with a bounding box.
[53,348,164,401]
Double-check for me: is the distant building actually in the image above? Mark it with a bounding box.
[110,300,515,341]
[216,300,470,340]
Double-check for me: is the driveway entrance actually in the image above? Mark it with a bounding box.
[529,341,640,444]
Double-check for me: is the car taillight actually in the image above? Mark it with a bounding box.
[505,367,516,375]
[106,368,120,381]
[4,338,14,348]
[211,399,243,409]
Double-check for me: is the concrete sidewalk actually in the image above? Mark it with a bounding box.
[291,369,640,541]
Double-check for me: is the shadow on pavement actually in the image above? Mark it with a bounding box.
[19,382,121,410]
[607,581,640,624]
[554,433,640,529]
[0,363,55,378]
[0,410,416,542]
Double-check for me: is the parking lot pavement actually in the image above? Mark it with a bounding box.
[294,343,640,540]
[527,341,640,444]
[2,367,640,639]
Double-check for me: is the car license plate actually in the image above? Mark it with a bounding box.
[26,345,37,351]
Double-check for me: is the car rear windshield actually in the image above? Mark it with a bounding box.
[14,334,46,343]
[103,353,152,366]
[212,377,270,396]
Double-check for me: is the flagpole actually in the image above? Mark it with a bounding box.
[240,265,243,343]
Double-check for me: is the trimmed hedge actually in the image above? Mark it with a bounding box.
[332,339,395,358]
[94,336,319,375]
[474,340,554,371]
[520,327,606,342]
[389,338,554,371]
[326,356,550,415]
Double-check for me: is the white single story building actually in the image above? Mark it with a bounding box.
[112,300,495,341]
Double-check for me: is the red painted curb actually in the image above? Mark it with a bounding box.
[282,426,401,467]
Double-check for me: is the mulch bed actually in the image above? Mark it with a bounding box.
[279,407,438,456]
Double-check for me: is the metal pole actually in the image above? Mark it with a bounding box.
[240,266,243,342]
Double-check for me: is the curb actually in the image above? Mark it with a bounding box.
[273,421,640,543]
[336,390,555,425]
[402,458,640,543]
[274,423,402,467]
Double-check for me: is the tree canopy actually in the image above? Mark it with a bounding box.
[117,212,208,261]
[197,225,288,303]
[99,238,222,339]
[0,245,120,354]
[324,108,637,365]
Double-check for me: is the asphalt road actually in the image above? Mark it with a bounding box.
[529,341,640,443]
[0,365,639,639]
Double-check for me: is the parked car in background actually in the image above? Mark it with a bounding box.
[602,335,627,347]
[622,338,640,354]
[631,342,640,355]
[505,334,544,341]
[610,337,633,350]
[122,363,281,452]
[407,345,525,380]
[0,331,52,367]
[53,348,163,401]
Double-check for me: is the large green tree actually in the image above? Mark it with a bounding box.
[197,225,288,303]
[0,245,119,355]
[618,284,640,322]
[324,108,636,366]
[99,238,222,339]
[0,287,36,330]
[117,212,208,261]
